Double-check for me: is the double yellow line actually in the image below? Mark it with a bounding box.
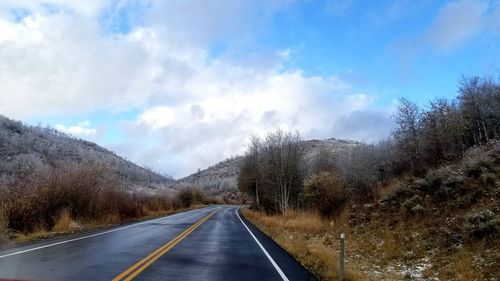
[112,210,218,281]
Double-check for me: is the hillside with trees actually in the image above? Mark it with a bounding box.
[176,138,359,204]
[0,117,216,243]
[0,116,174,191]
[240,76,500,280]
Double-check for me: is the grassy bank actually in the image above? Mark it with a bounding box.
[242,209,373,281]
[242,145,499,281]
[242,208,498,281]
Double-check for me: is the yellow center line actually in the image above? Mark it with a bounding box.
[112,210,218,281]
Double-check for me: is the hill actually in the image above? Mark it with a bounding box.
[0,115,174,192]
[176,138,360,192]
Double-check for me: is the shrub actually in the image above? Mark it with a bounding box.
[480,172,496,186]
[435,186,454,201]
[402,195,423,214]
[463,210,498,240]
[380,183,413,203]
[176,186,207,208]
[411,204,425,215]
[414,178,430,192]
[304,172,348,217]
[0,161,215,234]
[425,167,452,190]
[465,160,491,178]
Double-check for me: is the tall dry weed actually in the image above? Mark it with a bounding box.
[453,248,476,281]
[52,209,72,232]
[0,206,8,246]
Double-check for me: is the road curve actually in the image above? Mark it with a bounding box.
[0,205,315,281]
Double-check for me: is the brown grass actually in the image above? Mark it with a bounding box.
[242,208,467,281]
[12,204,209,244]
[0,207,7,234]
[453,248,475,281]
[242,209,368,281]
[0,206,8,246]
[52,209,73,232]
[14,227,51,243]
[243,204,500,281]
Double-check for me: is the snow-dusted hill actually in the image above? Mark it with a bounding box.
[176,138,361,193]
[0,115,174,191]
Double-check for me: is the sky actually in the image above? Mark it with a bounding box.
[0,0,499,178]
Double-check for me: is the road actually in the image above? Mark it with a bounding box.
[0,206,315,281]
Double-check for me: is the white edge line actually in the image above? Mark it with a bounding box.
[235,208,289,281]
[0,207,212,259]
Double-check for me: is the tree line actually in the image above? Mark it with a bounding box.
[238,76,500,215]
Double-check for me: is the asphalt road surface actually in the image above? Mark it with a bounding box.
[0,206,316,281]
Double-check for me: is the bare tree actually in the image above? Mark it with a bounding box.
[458,76,500,144]
[238,130,303,213]
[392,98,423,174]
[238,136,264,209]
[263,130,303,213]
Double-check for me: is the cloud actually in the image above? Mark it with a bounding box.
[332,110,395,143]
[0,0,393,178]
[54,121,98,138]
[0,9,155,118]
[114,69,390,178]
[391,0,499,73]
[425,0,489,52]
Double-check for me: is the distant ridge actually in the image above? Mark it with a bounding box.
[1,114,361,195]
[176,138,361,192]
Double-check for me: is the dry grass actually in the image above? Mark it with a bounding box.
[14,227,51,243]
[0,207,8,247]
[242,209,369,281]
[52,209,73,232]
[244,204,499,281]
[242,208,465,281]
[11,204,209,244]
[453,248,475,281]
[0,207,7,234]
[83,213,121,228]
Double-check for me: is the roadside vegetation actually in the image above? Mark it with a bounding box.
[0,113,229,246]
[0,161,219,245]
[239,76,500,280]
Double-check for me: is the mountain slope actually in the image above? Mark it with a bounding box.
[177,138,360,192]
[0,115,360,195]
[0,115,173,191]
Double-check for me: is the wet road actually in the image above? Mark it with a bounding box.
[0,206,315,280]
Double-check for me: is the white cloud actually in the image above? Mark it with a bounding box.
[425,0,489,52]
[115,68,390,178]
[0,0,393,178]
[54,121,97,137]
